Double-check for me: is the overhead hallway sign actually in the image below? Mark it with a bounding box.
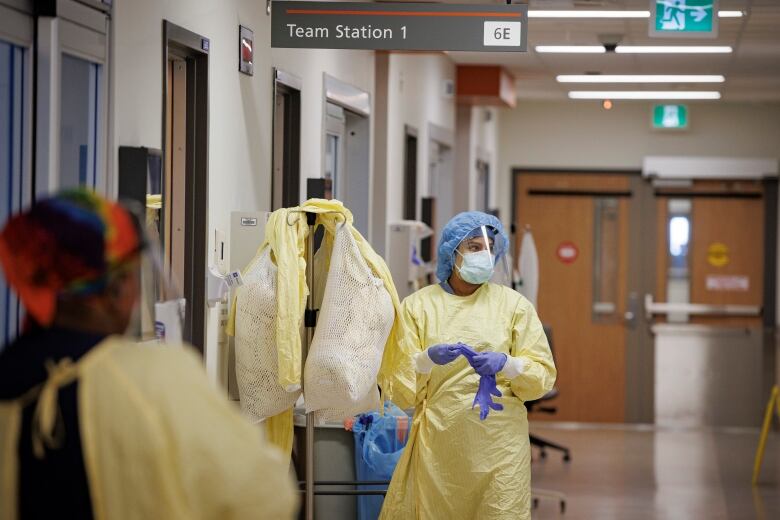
[650,0,718,37]
[271,2,528,52]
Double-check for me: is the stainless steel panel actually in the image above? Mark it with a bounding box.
[293,422,357,520]
[654,324,764,428]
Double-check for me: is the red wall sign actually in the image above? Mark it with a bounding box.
[556,241,579,264]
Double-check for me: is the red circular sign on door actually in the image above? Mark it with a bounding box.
[556,241,579,264]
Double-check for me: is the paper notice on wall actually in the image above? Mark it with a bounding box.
[706,275,749,292]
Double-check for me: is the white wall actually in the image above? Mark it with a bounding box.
[114,2,376,385]
[113,0,275,383]
[497,100,780,229]
[385,53,456,227]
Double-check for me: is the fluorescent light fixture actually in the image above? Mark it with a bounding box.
[536,45,732,55]
[528,10,650,18]
[568,91,721,100]
[557,75,725,83]
[535,45,606,53]
[527,10,742,18]
[616,46,733,54]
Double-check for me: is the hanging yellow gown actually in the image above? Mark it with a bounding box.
[0,337,298,520]
[380,283,556,520]
[227,199,416,456]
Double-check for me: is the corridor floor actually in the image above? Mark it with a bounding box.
[530,424,780,520]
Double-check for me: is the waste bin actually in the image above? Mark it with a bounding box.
[352,403,411,520]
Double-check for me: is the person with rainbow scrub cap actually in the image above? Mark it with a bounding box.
[380,211,557,520]
[0,189,297,520]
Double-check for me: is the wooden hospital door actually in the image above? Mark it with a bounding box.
[515,172,633,423]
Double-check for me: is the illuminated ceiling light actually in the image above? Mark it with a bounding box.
[527,10,742,19]
[615,45,733,53]
[602,99,614,110]
[535,45,606,53]
[528,10,650,18]
[568,91,721,100]
[557,75,725,83]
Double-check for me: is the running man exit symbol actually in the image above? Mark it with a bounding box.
[651,0,718,36]
[653,104,689,129]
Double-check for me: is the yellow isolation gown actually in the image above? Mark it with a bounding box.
[0,337,297,520]
[380,282,556,520]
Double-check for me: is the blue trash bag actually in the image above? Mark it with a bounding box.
[353,402,412,520]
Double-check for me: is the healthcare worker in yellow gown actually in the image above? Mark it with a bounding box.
[0,190,297,520]
[380,211,556,520]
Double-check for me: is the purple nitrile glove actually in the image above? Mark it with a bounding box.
[473,375,504,421]
[427,344,462,365]
[472,351,508,377]
[454,343,504,421]
[454,343,478,361]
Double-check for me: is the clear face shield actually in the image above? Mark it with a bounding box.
[140,239,186,344]
[125,200,186,345]
[454,225,496,285]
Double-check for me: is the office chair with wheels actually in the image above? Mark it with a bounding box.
[528,325,569,514]
[525,325,571,463]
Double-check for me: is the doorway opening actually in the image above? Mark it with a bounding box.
[162,21,209,352]
[425,126,454,265]
[403,126,418,221]
[272,69,301,209]
[324,101,371,237]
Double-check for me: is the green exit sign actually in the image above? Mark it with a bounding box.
[653,104,689,129]
[651,0,718,37]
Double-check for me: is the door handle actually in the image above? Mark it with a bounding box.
[644,294,761,320]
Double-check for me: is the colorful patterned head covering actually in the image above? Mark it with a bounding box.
[0,189,143,326]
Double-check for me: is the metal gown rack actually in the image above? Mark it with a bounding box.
[290,210,390,520]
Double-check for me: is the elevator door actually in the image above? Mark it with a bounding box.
[159,21,210,351]
[515,172,634,422]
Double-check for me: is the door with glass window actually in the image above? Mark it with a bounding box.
[0,1,33,346]
[650,180,767,427]
[36,0,110,196]
[514,172,636,422]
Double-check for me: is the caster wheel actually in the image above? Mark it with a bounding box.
[540,449,547,459]
[532,498,540,510]
[563,452,571,462]
[560,501,566,514]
